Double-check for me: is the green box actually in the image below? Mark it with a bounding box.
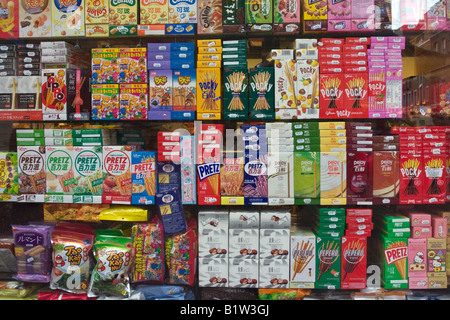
[72,129,103,138]
[245,0,273,24]
[16,129,44,138]
[249,67,274,120]
[293,130,320,137]
[222,40,248,47]
[16,138,45,146]
[294,144,320,152]
[223,67,249,120]
[109,25,137,37]
[319,208,346,216]
[292,122,319,130]
[315,235,341,288]
[294,151,320,204]
[73,137,103,146]
[223,0,246,33]
[294,137,321,145]
[380,235,408,289]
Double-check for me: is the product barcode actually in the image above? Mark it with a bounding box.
[281,50,291,55]
[306,50,316,56]
[298,43,308,49]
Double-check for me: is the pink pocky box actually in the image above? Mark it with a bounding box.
[409,212,432,227]
[368,67,386,118]
[327,0,351,19]
[408,238,427,277]
[431,216,448,238]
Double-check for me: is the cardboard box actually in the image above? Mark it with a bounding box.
[290,227,316,288]
[341,236,367,290]
[85,0,109,24]
[173,69,196,111]
[140,0,168,24]
[223,67,248,120]
[102,146,132,203]
[249,67,274,120]
[196,68,221,118]
[197,0,223,33]
[52,0,85,37]
[72,146,103,196]
[91,84,120,120]
[168,0,197,24]
[296,59,320,119]
[109,0,138,25]
[381,235,408,289]
[119,84,148,120]
[149,69,172,111]
[19,0,52,37]
[131,151,156,205]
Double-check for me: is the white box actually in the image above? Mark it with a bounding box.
[259,228,290,259]
[229,209,260,229]
[228,229,259,260]
[198,210,229,258]
[228,259,259,288]
[259,259,290,288]
[260,208,291,229]
[198,258,228,287]
[290,227,316,288]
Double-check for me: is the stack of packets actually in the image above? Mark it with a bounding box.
[341,208,370,290]
[196,40,222,120]
[228,209,260,288]
[266,122,294,205]
[157,131,180,163]
[223,40,249,120]
[198,209,229,288]
[196,124,222,205]
[91,46,147,120]
[248,66,275,120]
[368,36,404,119]
[376,213,410,289]
[393,126,447,205]
[259,209,291,289]
[311,207,345,237]
[346,122,374,206]
[405,211,448,289]
[156,133,181,193]
[242,124,268,205]
[171,42,196,120]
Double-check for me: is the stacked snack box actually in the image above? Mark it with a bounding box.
[197,0,223,34]
[369,36,404,118]
[327,0,351,32]
[171,42,196,120]
[346,122,373,205]
[319,122,347,205]
[131,150,156,205]
[196,124,222,205]
[273,0,300,34]
[272,49,296,119]
[290,226,316,288]
[245,0,273,33]
[0,0,18,38]
[102,145,133,204]
[315,225,342,289]
[157,131,181,193]
[157,131,180,163]
[312,207,345,238]
[148,43,172,120]
[180,135,196,204]
[266,122,294,205]
[44,144,75,203]
[351,0,375,32]
[85,0,110,37]
[242,124,268,205]
[197,40,222,120]
[375,213,410,289]
[293,122,321,205]
[302,0,327,33]
[248,66,275,120]
[294,39,319,119]
[222,40,247,69]
[197,39,222,69]
[341,208,371,289]
[260,209,291,288]
[228,209,260,288]
[198,209,229,287]
[52,0,85,37]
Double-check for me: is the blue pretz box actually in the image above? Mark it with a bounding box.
[131,151,157,205]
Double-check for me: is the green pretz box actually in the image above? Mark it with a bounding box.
[294,151,320,205]
[248,67,274,120]
[223,67,249,120]
[380,234,408,289]
[315,235,341,288]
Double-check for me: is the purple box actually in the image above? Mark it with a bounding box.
[148,110,172,120]
[388,36,405,44]
[351,0,374,18]
[148,60,171,70]
[388,43,405,50]
[370,36,389,43]
[384,49,402,56]
[147,43,171,52]
[148,51,171,61]
[367,49,385,56]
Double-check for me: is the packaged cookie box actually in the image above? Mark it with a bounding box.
[0,0,19,38]
[0,76,41,121]
[118,48,148,84]
[91,48,120,84]
[197,0,223,34]
[0,152,18,201]
[119,84,148,120]
[109,0,138,25]
[168,0,197,24]
[85,0,109,24]
[52,0,85,37]
[19,0,52,37]
[140,0,169,25]
[91,84,120,120]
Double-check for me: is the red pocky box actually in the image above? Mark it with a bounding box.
[423,152,446,204]
[399,152,423,204]
[319,73,346,118]
[341,236,367,290]
[344,73,368,118]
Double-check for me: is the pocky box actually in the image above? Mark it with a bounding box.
[72,146,103,197]
[294,151,320,205]
[41,67,68,121]
[102,146,132,203]
[197,67,221,119]
[173,69,196,111]
[119,84,148,120]
[344,73,369,118]
[91,84,120,120]
[341,236,366,290]
[249,67,274,120]
[319,73,346,119]
[45,146,76,195]
[372,151,399,204]
[368,67,386,118]
[296,59,320,119]
[131,151,156,205]
[19,0,52,37]
[347,149,373,205]
[149,69,173,110]
[267,152,294,205]
[423,152,446,204]
[274,59,297,112]
[140,0,169,25]
[52,0,85,37]
[320,151,347,205]
[118,47,147,84]
[223,67,248,120]
[399,152,423,204]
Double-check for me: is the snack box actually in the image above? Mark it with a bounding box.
[229,259,259,288]
[19,0,52,37]
[319,73,346,119]
[198,258,228,287]
[91,84,120,120]
[45,146,76,195]
[52,0,85,37]
[168,0,197,24]
[91,48,120,84]
[85,0,109,24]
[295,59,320,119]
[223,67,248,120]
[102,146,133,204]
[109,0,138,25]
[0,152,18,201]
[274,59,297,110]
[427,238,446,274]
[248,67,275,120]
[149,69,173,110]
[131,151,156,205]
[259,259,290,288]
[198,209,229,259]
[408,238,427,277]
[320,151,347,205]
[71,146,103,198]
[243,152,268,205]
[41,67,68,121]
[140,0,169,25]
[119,84,148,120]
[380,234,408,289]
[315,234,341,289]
[180,136,196,205]
[172,69,196,111]
[156,187,186,236]
[341,236,367,290]
[197,0,223,34]
[118,48,148,84]
[196,68,222,119]
[157,161,180,193]
[290,227,316,288]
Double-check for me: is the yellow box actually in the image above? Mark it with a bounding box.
[303,0,327,20]
[197,39,222,47]
[140,0,169,24]
[52,0,85,37]
[198,46,223,54]
[85,0,109,24]
[197,54,222,61]
[318,122,346,130]
[320,137,347,145]
[197,61,221,68]
[221,196,245,205]
[197,112,222,120]
[85,24,110,37]
[196,68,222,116]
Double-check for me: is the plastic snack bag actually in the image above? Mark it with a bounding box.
[88,235,134,298]
[131,215,165,283]
[50,229,95,294]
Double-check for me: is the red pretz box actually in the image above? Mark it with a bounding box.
[341,236,367,290]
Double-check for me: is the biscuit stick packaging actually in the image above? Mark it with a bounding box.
[341,236,367,290]
[320,151,347,205]
[294,151,320,205]
[72,146,103,198]
[180,135,196,204]
[315,235,341,289]
[19,0,52,37]
[52,0,85,37]
[102,146,132,204]
[131,151,156,205]
[223,67,248,120]
[295,59,320,119]
[0,0,18,38]
[45,146,76,196]
[220,151,244,205]
[380,235,408,289]
[372,150,399,205]
[249,67,274,120]
[42,67,68,121]
[173,69,196,112]
[290,227,316,288]
[17,146,46,202]
[197,67,222,120]
[67,69,91,121]
[156,187,187,236]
